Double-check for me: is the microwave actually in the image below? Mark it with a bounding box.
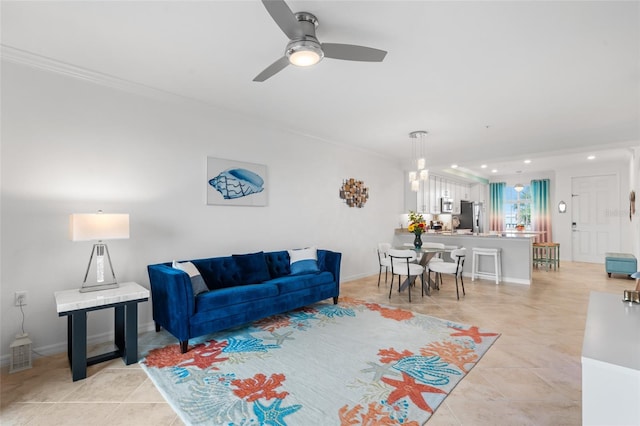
[440,197,454,213]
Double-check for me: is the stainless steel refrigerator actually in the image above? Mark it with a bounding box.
[459,201,484,233]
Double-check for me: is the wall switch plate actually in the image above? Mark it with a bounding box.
[15,291,27,306]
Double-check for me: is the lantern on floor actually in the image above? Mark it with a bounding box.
[9,333,32,373]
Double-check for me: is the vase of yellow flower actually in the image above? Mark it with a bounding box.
[407,211,426,249]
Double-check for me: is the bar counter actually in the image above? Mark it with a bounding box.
[393,229,533,285]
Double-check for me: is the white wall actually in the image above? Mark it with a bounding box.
[491,164,635,262]
[555,160,632,261]
[0,62,403,361]
[629,147,640,260]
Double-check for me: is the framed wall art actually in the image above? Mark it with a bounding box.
[206,157,268,206]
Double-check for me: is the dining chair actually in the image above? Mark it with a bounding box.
[402,243,423,262]
[427,248,466,300]
[388,249,426,302]
[377,242,392,287]
[421,242,446,266]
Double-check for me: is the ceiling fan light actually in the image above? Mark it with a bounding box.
[286,40,324,67]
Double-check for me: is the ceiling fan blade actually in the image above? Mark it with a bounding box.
[253,56,290,82]
[261,0,304,40]
[322,43,387,62]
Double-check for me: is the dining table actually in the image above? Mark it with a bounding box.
[395,246,449,295]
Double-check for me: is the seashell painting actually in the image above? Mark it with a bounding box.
[208,168,264,199]
[206,157,268,206]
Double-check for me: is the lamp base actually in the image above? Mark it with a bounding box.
[80,243,119,292]
[79,282,119,293]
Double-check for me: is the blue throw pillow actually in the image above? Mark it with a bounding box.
[233,251,271,284]
[288,247,320,275]
[172,261,209,296]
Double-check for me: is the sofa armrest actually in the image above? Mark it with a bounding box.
[318,249,342,285]
[147,263,195,342]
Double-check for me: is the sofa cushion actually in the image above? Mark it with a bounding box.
[233,251,271,284]
[265,251,291,278]
[193,257,242,290]
[172,261,209,296]
[288,247,320,275]
[265,271,334,294]
[196,283,279,312]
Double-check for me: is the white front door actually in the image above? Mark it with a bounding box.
[571,174,619,263]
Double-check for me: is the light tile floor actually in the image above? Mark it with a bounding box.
[1,260,633,425]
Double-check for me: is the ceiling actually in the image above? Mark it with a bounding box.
[2,1,639,180]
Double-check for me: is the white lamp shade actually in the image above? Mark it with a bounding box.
[69,213,129,241]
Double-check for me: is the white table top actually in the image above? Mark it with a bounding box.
[582,291,640,371]
[55,281,149,313]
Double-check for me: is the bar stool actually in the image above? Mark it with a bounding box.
[533,242,560,270]
[471,247,502,284]
[532,242,546,269]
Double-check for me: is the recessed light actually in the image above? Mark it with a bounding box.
[481,164,487,169]
[491,169,498,173]
[524,159,531,164]
[451,164,458,169]
[587,155,596,160]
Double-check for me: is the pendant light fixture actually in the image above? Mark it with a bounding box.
[409,131,428,192]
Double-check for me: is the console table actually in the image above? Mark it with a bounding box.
[582,292,640,425]
[54,281,149,381]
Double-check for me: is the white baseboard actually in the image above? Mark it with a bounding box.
[0,321,156,368]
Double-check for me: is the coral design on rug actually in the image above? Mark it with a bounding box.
[141,298,500,425]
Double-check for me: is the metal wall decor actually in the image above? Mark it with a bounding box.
[339,178,369,208]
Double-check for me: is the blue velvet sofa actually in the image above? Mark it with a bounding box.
[147,249,341,353]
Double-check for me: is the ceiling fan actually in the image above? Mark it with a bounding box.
[253,0,387,82]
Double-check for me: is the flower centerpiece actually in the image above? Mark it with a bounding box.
[407,211,427,248]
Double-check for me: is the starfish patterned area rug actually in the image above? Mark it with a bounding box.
[140,297,500,425]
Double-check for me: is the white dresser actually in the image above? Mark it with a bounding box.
[581,292,640,425]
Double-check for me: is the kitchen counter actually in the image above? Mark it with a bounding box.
[393,230,533,284]
[394,229,540,239]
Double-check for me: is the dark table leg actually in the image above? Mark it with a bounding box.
[114,305,125,355]
[124,302,138,365]
[67,315,72,365]
[69,312,87,381]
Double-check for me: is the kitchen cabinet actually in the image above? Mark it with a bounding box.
[406,173,472,215]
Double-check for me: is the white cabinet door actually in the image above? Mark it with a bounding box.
[453,184,461,214]
[430,177,440,214]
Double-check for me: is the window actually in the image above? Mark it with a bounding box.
[503,185,531,229]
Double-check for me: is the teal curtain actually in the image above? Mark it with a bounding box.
[531,179,552,242]
[489,182,505,232]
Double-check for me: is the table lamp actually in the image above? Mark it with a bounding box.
[69,211,129,292]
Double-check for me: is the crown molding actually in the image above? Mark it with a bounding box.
[1,44,187,103]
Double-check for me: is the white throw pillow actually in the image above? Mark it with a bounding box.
[288,247,320,275]
[172,261,209,295]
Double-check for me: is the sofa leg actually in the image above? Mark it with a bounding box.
[180,340,189,354]
[333,296,338,304]
[155,322,161,332]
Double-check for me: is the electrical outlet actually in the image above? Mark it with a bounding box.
[15,291,27,307]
